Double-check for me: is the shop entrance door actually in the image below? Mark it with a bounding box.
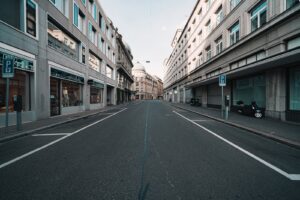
[50,78,61,116]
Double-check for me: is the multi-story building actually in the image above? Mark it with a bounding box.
[116,32,134,104]
[0,0,122,126]
[154,75,164,99]
[163,0,300,122]
[132,62,160,100]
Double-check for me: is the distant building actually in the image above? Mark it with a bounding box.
[163,0,300,122]
[132,62,162,100]
[116,32,134,104]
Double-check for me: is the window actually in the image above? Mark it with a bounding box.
[215,37,223,54]
[206,46,212,61]
[92,3,97,21]
[99,13,103,29]
[62,81,83,107]
[229,22,240,45]
[48,20,79,60]
[230,0,241,10]
[81,0,86,6]
[287,36,300,50]
[250,1,267,32]
[89,52,100,72]
[81,43,86,64]
[106,65,113,79]
[49,0,69,17]
[88,21,97,44]
[216,6,224,25]
[289,67,300,110]
[206,20,211,34]
[26,0,37,38]
[73,2,79,27]
[99,38,105,52]
[90,86,103,104]
[286,0,299,10]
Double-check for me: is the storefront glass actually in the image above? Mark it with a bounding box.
[290,67,300,111]
[233,75,266,108]
[62,81,82,107]
[90,87,103,104]
[0,67,31,113]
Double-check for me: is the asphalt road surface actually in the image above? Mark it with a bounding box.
[0,101,300,200]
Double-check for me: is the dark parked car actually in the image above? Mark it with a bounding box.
[236,101,264,118]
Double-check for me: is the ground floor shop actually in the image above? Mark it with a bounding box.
[166,66,300,122]
[117,88,131,104]
[0,48,36,127]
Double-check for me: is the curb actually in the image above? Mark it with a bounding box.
[171,104,300,150]
[0,105,127,143]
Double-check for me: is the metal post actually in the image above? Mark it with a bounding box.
[221,86,224,119]
[17,111,22,131]
[5,78,10,128]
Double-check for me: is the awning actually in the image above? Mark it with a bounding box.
[87,79,104,89]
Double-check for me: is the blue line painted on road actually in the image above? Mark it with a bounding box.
[138,102,150,200]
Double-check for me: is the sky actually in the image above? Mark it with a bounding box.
[99,0,197,79]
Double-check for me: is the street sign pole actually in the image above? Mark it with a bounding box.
[5,78,10,128]
[221,85,224,119]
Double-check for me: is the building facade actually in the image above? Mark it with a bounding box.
[0,0,122,126]
[116,32,134,104]
[132,62,161,100]
[163,0,300,122]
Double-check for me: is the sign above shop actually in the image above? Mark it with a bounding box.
[0,52,34,72]
[2,58,14,78]
[51,68,84,84]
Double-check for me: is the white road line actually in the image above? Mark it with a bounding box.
[32,133,71,137]
[192,120,210,122]
[173,110,300,181]
[0,108,127,170]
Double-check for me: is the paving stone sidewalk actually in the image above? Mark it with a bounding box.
[0,103,129,142]
[171,103,300,148]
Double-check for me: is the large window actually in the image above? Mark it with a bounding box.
[48,20,79,60]
[62,81,82,107]
[229,22,240,45]
[289,67,300,111]
[233,75,266,108]
[250,1,267,32]
[0,68,32,113]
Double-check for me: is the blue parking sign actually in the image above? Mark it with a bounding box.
[2,58,14,78]
[219,74,226,86]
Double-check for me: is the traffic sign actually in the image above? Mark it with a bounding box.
[2,58,14,78]
[219,74,226,87]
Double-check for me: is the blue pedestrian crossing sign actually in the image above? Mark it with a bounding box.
[2,58,14,78]
[219,74,226,87]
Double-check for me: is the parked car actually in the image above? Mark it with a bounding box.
[236,101,264,118]
[190,98,201,106]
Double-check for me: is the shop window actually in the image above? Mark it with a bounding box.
[233,75,266,108]
[0,67,32,113]
[250,1,267,32]
[90,87,103,104]
[62,81,82,107]
[289,67,300,111]
[48,20,79,60]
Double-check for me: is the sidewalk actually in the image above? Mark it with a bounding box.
[0,103,128,143]
[170,103,300,149]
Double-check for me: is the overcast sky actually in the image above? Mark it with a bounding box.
[99,0,196,79]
